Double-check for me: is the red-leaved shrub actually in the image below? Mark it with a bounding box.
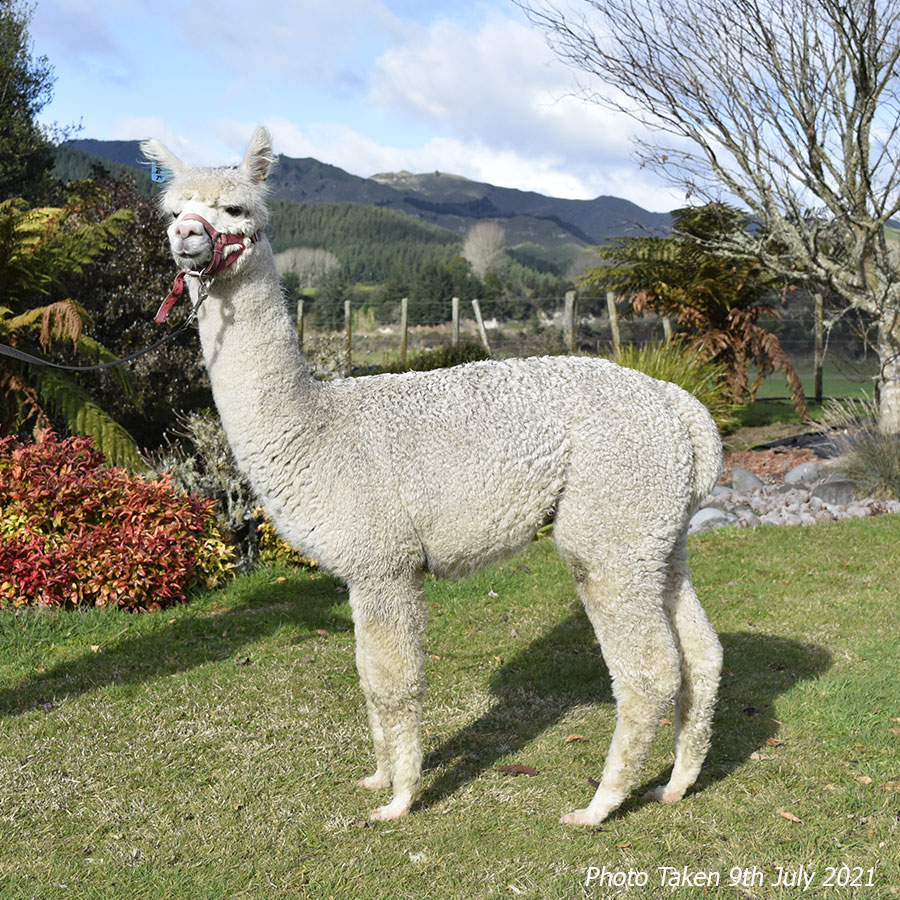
[0,433,234,610]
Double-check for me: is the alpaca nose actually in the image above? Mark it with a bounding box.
[175,220,202,239]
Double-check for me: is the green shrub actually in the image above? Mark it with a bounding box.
[380,341,489,374]
[257,517,318,569]
[149,411,260,568]
[839,431,900,499]
[815,394,900,499]
[0,433,233,610]
[150,411,318,571]
[608,340,741,433]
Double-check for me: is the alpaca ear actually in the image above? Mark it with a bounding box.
[140,139,188,180]
[241,126,275,182]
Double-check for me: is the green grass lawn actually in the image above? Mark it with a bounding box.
[754,360,875,401]
[1,518,899,899]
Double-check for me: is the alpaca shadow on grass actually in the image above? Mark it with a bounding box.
[420,611,832,815]
[0,586,832,820]
[0,575,349,719]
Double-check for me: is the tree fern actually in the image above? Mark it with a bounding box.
[30,368,145,472]
[581,204,807,415]
[0,191,138,448]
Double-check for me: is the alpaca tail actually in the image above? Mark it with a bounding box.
[662,381,724,513]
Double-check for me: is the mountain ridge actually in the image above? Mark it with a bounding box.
[58,139,671,271]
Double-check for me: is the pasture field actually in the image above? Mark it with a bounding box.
[0,517,898,899]
[754,359,875,402]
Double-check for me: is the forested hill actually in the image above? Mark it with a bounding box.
[267,200,461,282]
[56,140,670,256]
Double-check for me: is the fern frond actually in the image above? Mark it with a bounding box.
[40,299,83,351]
[2,306,45,335]
[0,366,52,433]
[31,368,146,472]
[76,334,141,403]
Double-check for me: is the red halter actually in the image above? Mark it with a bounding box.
[155,214,260,323]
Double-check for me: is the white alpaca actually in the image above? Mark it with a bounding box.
[141,127,723,826]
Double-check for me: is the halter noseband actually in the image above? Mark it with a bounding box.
[155,214,260,323]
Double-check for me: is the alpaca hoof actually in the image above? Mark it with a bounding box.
[370,796,411,821]
[358,771,391,791]
[643,785,684,804]
[560,786,625,826]
[560,807,607,827]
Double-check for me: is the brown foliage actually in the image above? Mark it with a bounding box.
[583,205,807,417]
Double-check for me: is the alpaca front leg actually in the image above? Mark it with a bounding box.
[350,579,426,821]
[354,634,392,791]
[368,693,424,821]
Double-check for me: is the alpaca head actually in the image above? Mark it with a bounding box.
[141,127,275,273]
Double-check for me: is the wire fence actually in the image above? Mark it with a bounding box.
[296,293,879,397]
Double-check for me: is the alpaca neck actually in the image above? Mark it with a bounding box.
[194,238,324,459]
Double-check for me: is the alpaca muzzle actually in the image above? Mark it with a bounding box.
[156,214,260,323]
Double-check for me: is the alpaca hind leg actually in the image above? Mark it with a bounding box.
[350,577,426,821]
[561,566,681,827]
[645,539,722,804]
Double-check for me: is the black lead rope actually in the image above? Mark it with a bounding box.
[0,315,197,373]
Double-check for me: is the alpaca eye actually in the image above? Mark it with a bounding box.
[225,206,243,217]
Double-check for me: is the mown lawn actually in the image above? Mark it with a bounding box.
[0,516,898,899]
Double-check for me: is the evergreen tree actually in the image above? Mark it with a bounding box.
[310,270,348,330]
[375,262,411,324]
[0,1,67,203]
[410,260,453,326]
[446,255,482,302]
[581,204,806,413]
[0,188,142,468]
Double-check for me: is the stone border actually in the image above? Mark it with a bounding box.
[689,460,900,533]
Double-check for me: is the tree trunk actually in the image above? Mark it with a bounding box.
[877,318,900,433]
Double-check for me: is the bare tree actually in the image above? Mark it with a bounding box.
[274,246,341,288]
[518,0,900,429]
[462,220,507,279]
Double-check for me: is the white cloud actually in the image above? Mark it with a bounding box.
[109,118,218,166]
[30,0,141,83]
[33,0,682,209]
[264,117,679,208]
[357,11,681,207]
[368,14,636,164]
[176,0,405,89]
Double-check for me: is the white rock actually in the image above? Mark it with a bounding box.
[689,507,733,533]
[732,466,765,491]
[784,461,823,485]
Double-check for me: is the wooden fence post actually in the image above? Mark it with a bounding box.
[814,292,824,404]
[451,296,460,346]
[471,299,493,357]
[564,290,577,354]
[296,298,304,349]
[606,291,621,354]
[400,296,409,367]
[344,299,352,377]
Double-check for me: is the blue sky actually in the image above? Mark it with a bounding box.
[29,0,682,211]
